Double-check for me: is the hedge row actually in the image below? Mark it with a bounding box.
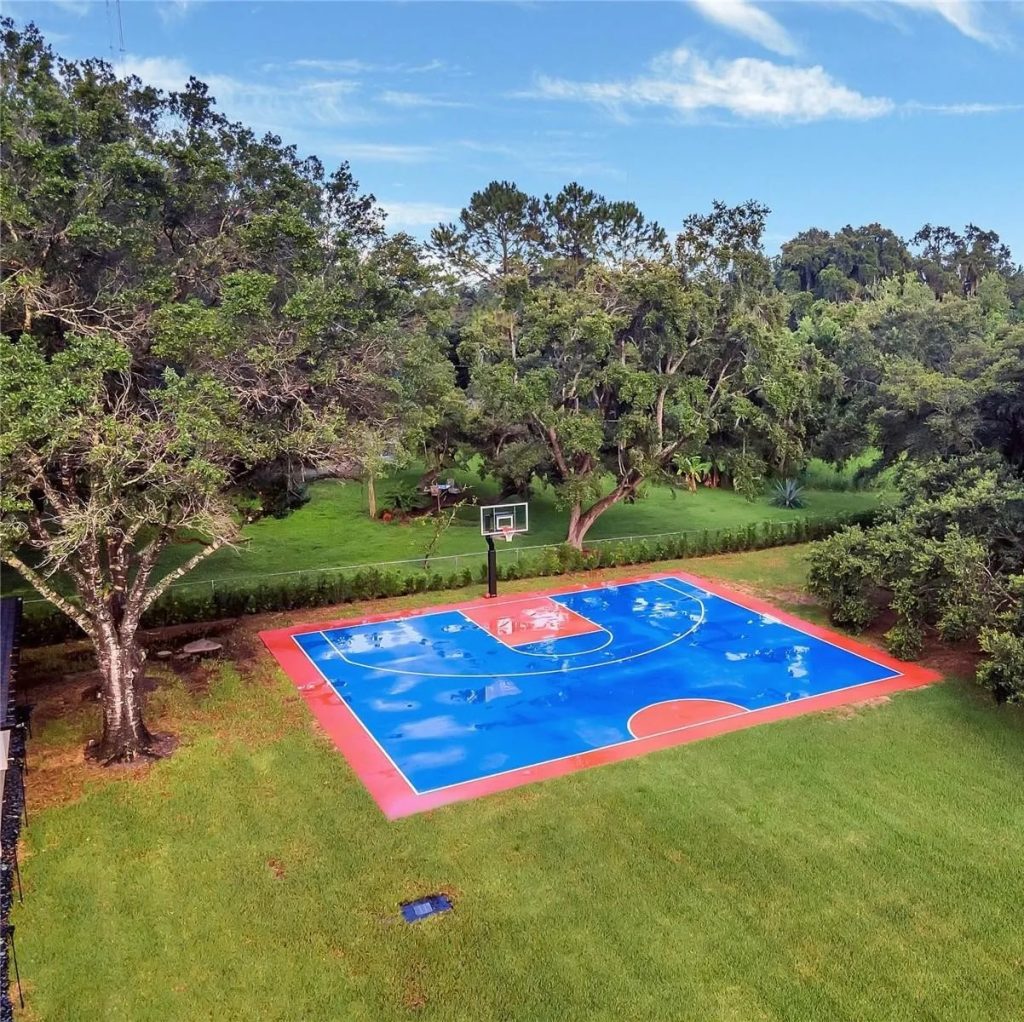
[20,511,875,647]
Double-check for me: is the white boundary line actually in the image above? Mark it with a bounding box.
[289,574,905,799]
[651,576,903,677]
[320,585,627,627]
[460,600,614,659]
[625,699,749,739]
[317,584,706,680]
[289,633,421,795]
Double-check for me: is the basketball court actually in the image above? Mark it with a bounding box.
[261,511,939,817]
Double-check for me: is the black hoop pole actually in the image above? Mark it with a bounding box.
[485,535,497,598]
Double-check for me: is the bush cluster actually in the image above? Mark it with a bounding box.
[20,512,874,647]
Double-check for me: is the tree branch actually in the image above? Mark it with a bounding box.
[140,536,229,613]
[2,553,97,639]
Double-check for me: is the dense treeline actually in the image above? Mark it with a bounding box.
[1,23,1022,761]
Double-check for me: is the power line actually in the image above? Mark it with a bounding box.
[104,0,126,61]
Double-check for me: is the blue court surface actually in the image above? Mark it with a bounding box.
[264,573,935,816]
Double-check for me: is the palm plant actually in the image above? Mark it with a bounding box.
[673,455,712,493]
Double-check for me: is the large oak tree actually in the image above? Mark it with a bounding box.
[443,193,819,547]
[0,23,445,761]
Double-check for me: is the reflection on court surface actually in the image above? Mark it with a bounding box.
[261,573,939,818]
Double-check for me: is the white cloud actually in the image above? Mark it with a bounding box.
[381,201,459,228]
[37,27,72,45]
[158,1,201,26]
[277,58,449,75]
[531,48,894,123]
[378,90,468,109]
[846,1,1003,46]
[903,100,1024,115]
[52,0,89,16]
[115,55,370,128]
[287,58,374,75]
[324,142,439,163]
[115,55,192,94]
[690,0,799,56]
[891,0,996,43]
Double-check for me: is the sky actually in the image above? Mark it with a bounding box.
[7,0,1024,256]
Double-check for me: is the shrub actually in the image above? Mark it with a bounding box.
[19,511,875,647]
[806,527,877,632]
[977,627,1024,703]
[383,482,423,514]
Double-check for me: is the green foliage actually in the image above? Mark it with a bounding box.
[382,482,423,514]
[435,189,822,546]
[806,526,876,632]
[19,510,875,646]
[809,458,1023,676]
[770,479,806,509]
[977,626,1024,704]
[800,450,887,492]
[976,576,1024,703]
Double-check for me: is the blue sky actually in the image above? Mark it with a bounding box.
[9,1,1024,255]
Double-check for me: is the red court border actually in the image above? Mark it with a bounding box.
[259,572,941,819]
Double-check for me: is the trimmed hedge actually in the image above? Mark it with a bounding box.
[20,511,875,647]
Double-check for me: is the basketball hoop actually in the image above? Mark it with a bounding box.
[479,501,529,597]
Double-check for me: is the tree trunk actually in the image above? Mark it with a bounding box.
[367,472,377,519]
[90,627,156,763]
[566,477,642,549]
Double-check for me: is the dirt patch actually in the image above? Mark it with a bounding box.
[767,587,819,606]
[829,695,892,721]
[84,730,179,767]
[401,964,429,1013]
[27,745,124,813]
[918,643,980,681]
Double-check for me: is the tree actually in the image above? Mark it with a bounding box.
[429,180,545,286]
[672,454,712,493]
[912,223,1019,298]
[0,23,438,761]
[459,199,820,547]
[806,269,1024,698]
[540,183,667,279]
[777,223,912,300]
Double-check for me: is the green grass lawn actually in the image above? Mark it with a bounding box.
[15,547,1024,1021]
[159,469,880,588]
[2,464,882,604]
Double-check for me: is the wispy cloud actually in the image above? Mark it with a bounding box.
[115,55,372,129]
[323,142,439,163]
[381,200,459,228]
[528,48,894,123]
[378,90,469,109]
[689,0,799,56]
[892,0,997,44]
[273,57,449,75]
[52,0,89,16]
[903,100,1024,115]
[846,1,1004,47]
[158,1,201,26]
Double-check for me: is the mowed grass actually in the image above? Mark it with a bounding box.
[159,469,881,587]
[1,465,881,602]
[16,548,1024,1021]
